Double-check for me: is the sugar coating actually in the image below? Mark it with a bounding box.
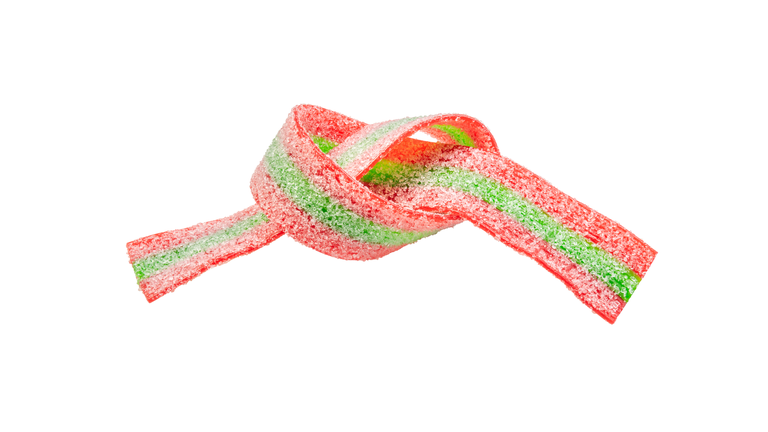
[252,162,407,260]
[263,138,439,247]
[361,160,640,301]
[430,124,476,148]
[127,204,265,263]
[127,104,656,323]
[279,122,459,234]
[365,185,626,322]
[139,221,283,302]
[337,114,499,180]
[132,212,269,281]
[334,117,424,168]
[377,140,655,277]
[127,204,282,302]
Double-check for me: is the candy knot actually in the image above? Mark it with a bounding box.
[127,105,656,323]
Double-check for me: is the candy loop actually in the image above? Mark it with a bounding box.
[127,105,656,323]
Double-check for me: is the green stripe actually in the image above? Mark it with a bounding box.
[334,117,423,168]
[430,124,475,147]
[312,135,339,154]
[264,137,438,247]
[361,160,640,301]
[132,212,270,282]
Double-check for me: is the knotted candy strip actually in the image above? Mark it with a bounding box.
[127,105,656,323]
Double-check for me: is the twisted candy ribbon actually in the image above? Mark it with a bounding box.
[127,105,656,323]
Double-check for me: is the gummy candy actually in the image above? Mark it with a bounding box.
[127,105,656,323]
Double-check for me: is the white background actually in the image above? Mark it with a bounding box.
[1,1,766,430]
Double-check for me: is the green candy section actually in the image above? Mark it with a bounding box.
[265,138,438,247]
[334,117,423,168]
[361,160,640,301]
[133,212,270,282]
[430,124,475,147]
[312,135,338,154]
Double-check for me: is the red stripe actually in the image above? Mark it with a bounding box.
[293,104,368,144]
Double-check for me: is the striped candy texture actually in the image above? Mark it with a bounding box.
[127,105,656,323]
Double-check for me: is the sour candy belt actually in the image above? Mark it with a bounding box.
[127,105,656,323]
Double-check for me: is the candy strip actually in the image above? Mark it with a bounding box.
[361,160,639,301]
[376,139,655,277]
[132,212,270,282]
[127,105,656,322]
[127,205,282,302]
[368,186,627,322]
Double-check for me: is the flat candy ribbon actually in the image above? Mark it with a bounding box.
[127,105,656,323]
